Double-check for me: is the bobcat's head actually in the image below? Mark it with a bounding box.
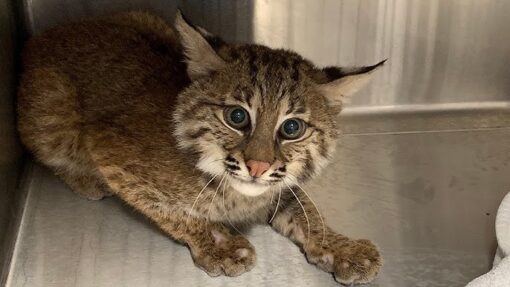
[173,12,384,196]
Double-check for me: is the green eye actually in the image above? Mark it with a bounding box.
[224,106,250,129]
[280,118,306,140]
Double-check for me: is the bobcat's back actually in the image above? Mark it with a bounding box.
[17,12,193,200]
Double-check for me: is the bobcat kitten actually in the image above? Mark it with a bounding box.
[18,11,384,285]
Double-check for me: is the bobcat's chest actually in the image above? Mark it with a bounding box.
[193,185,275,223]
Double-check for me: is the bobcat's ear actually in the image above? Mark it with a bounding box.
[316,60,386,110]
[175,10,226,80]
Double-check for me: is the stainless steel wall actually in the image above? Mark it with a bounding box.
[0,0,23,284]
[251,0,510,107]
[23,0,253,42]
[22,0,510,108]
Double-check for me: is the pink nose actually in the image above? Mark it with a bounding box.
[246,160,271,177]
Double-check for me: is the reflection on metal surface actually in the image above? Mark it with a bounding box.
[339,106,510,135]
[0,0,24,284]
[6,120,510,286]
[22,0,510,107]
[251,0,510,107]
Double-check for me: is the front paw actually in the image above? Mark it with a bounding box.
[305,235,381,285]
[190,229,256,277]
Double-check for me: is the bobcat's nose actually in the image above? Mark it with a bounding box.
[246,160,271,177]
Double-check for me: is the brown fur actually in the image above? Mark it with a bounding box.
[17,11,383,284]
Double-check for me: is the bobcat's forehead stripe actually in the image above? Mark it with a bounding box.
[242,89,253,108]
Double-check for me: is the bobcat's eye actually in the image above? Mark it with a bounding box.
[224,106,250,129]
[279,118,306,140]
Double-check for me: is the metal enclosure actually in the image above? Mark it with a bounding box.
[22,0,510,107]
[2,0,510,286]
[0,0,23,284]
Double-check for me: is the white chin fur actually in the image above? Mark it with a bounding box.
[230,179,269,197]
[196,155,225,176]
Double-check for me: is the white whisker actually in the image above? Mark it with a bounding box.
[269,185,282,224]
[284,180,310,247]
[222,177,245,236]
[206,173,226,221]
[186,174,218,227]
[294,182,326,247]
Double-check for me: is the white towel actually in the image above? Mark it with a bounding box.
[466,192,510,287]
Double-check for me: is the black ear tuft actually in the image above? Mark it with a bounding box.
[316,59,386,109]
[174,10,226,80]
[321,59,387,83]
[176,9,225,51]
[176,9,194,28]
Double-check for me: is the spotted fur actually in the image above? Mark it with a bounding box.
[18,11,383,284]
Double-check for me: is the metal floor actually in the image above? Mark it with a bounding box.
[5,112,510,287]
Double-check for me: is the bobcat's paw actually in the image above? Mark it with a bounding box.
[190,229,256,277]
[306,234,381,285]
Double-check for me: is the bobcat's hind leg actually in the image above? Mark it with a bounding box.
[56,164,112,200]
[18,67,111,200]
